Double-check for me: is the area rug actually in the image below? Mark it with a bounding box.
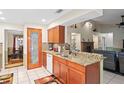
[0,73,13,84]
[34,75,61,84]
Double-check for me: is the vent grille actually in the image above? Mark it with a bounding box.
[55,9,63,13]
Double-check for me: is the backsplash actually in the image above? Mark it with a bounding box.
[42,43,49,51]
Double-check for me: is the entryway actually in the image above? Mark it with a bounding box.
[4,30,23,69]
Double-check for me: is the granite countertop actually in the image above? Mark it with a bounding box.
[43,50,104,66]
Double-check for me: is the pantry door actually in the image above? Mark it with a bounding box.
[27,28,42,69]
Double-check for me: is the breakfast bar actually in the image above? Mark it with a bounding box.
[43,51,104,84]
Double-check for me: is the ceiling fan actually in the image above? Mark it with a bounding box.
[116,15,124,28]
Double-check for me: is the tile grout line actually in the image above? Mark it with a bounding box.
[26,70,32,84]
[106,74,117,84]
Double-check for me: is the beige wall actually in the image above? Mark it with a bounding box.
[96,24,124,48]
[66,22,124,49]
[0,44,2,54]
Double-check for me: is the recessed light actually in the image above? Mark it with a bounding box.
[0,17,5,20]
[42,19,46,22]
[0,11,3,15]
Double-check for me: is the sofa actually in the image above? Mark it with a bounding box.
[93,49,118,71]
[118,52,124,74]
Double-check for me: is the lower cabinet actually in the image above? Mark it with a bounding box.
[68,67,85,84]
[53,60,60,78]
[42,52,47,68]
[53,56,68,83]
[59,63,68,84]
[53,56,100,84]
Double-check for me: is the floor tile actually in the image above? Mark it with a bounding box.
[103,71,116,84]
[3,67,124,84]
[109,75,124,84]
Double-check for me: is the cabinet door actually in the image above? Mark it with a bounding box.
[48,29,53,43]
[53,27,59,43]
[59,63,68,84]
[59,26,65,43]
[42,52,47,68]
[53,60,60,78]
[68,67,85,84]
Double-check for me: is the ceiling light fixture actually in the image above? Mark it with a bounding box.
[0,11,3,15]
[0,17,5,20]
[41,19,46,22]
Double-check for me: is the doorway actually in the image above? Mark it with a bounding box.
[27,28,42,69]
[5,30,23,69]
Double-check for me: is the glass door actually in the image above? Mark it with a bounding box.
[27,28,42,69]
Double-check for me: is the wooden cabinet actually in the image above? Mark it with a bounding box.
[53,55,100,84]
[53,56,68,83]
[48,29,54,43]
[53,59,60,78]
[68,67,85,84]
[67,60,85,84]
[48,25,65,44]
[67,60,100,84]
[59,62,68,84]
[42,52,47,68]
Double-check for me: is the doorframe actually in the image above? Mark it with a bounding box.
[3,29,24,70]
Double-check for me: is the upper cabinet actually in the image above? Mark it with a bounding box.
[48,25,65,44]
[48,29,54,43]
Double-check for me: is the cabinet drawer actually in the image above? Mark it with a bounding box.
[68,61,85,73]
[54,56,67,65]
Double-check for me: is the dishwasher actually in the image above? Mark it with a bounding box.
[46,53,53,74]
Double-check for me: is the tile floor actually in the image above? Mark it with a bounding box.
[103,70,124,84]
[0,66,124,84]
[0,66,51,84]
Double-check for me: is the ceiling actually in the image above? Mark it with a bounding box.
[93,9,124,25]
[0,9,124,26]
[0,9,72,25]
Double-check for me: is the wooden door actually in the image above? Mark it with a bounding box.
[27,28,42,69]
[59,63,68,84]
[53,27,59,43]
[42,52,47,68]
[53,59,60,78]
[48,29,53,43]
[68,67,85,84]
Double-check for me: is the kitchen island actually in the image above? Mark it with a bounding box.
[43,51,104,84]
